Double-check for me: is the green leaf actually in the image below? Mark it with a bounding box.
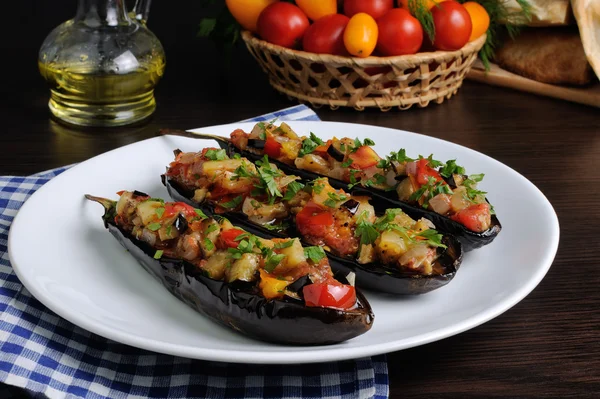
[195,209,208,219]
[147,222,161,231]
[355,212,379,246]
[299,137,319,158]
[197,18,217,38]
[221,195,244,209]
[311,180,325,194]
[342,159,354,168]
[274,240,294,249]
[206,223,219,234]
[282,181,305,201]
[155,207,165,219]
[203,238,215,251]
[304,246,326,264]
[309,132,324,146]
[264,254,286,273]
[440,159,466,178]
[388,148,414,164]
[153,250,164,259]
[415,229,447,249]
[204,148,228,161]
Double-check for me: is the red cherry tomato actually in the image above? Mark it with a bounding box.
[348,146,381,169]
[264,137,282,158]
[376,9,423,56]
[414,158,444,186]
[302,14,350,55]
[450,203,491,232]
[219,228,246,249]
[343,0,394,19]
[431,1,472,50]
[303,282,356,309]
[257,3,310,48]
[296,202,335,237]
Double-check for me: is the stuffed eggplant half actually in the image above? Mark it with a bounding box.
[161,121,500,251]
[85,191,373,345]
[162,149,463,294]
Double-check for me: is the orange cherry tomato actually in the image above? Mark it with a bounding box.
[399,0,448,11]
[303,282,356,310]
[343,13,378,58]
[463,2,490,42]
[296,0,337,21]
[225,0,278,33]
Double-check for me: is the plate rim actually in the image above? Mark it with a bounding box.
[8,120,560,364]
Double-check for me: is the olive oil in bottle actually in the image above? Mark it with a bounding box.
[38,0,165,127]
[39,57,165,127]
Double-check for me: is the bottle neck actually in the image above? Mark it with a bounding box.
[75,0,130,26]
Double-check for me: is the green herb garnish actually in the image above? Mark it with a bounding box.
[264,254,286,273]
[221,195,244,209]
[155,207,165,219]
[274,240,294,249]
[147,222,161,231]
[282,181,305,201]
[303,246,326,263]
[440,159,466,178]
[203,238,215,251]
[153,250,163,259]
[204,148,228,161]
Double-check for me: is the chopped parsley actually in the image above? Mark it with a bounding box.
[155,207,165,219]
[204,148,228,161]
[282,181,305,201]
[324,192,348,208]
[262,222,290,231]
[203,238,215,251]
[387,148,414,164]
[354,211,379,245]
[415,229,447,248]
[311,180,325,194]
[350,137,376,152]
[206,223,219,234]
[194,209,208,220]
[221,195,244,209]
[147,222,161,231]
[342,158,353,168]
[264,254,286,272]
[165,225,172,237]
[255,155,283,204]
[462,174,487,202]
[153,250,164,259]
[274,240,294,249]
[440,159,466,178]
[409,177,451,208]
[418,154,443,168]
[303,246,326,263]
[298,132,324,157]
[257,122,266,140]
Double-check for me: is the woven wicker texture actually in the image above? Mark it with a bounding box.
[242,31,486,111]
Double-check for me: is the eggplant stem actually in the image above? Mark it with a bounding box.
[84,194,116,211]
[159,129,230,147]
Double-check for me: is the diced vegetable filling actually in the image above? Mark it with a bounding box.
[229,121,494,233]
[166,146,449,275]
[112,191,356,310]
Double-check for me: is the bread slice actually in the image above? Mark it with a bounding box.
[494,28,594,86]
[502,0,572,26]
[571,0,600,80]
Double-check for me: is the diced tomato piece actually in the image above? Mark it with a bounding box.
[219,228,246,249]
[349,146,380,169]
[414,158,443,186]
[450,203,491,233]
[303,282,356,310]
[296,202,335,237]
[163,202,198,219]
[264,137,282,158]
[313,139,332,157]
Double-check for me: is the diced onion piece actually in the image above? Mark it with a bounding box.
[356,244,374,265]
[193,188,207,203]
[375,230,408,265]
[295,154,331,175]
[396,178,415,202]
[413,218,435,232]
[202,159,244,178]
[405,161,417,176]
[399,245,433,274]
[429,193,452,215]
[450,187,471,213]
[202,251,228,280]
[278,122,299,140]
[226,253,260,282]
[278,238,306,268]
[346,272,356,287]
[136,200,162,225]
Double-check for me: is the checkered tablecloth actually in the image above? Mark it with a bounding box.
[0,105,389,399]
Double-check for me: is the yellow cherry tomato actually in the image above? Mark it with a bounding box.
[463,2,490,41]
[343,13,378,58]
[296,0,337,21]
[400,0,448,11]
[225,0,279,33]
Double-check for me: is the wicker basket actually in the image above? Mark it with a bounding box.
[241,31,486,111]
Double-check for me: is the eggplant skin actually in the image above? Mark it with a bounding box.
[102,219,374,346]
[326,236,462,295]
[163,176,463,295]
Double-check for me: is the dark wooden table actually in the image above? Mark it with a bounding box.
[3,1,599,398]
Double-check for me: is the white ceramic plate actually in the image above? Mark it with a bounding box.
[9,121,559,364]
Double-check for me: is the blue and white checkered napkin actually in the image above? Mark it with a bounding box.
[0,105,389,399]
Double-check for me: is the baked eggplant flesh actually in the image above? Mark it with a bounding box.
[85,191,373,345]
[160,123,500,251]
[161,149,463,294]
